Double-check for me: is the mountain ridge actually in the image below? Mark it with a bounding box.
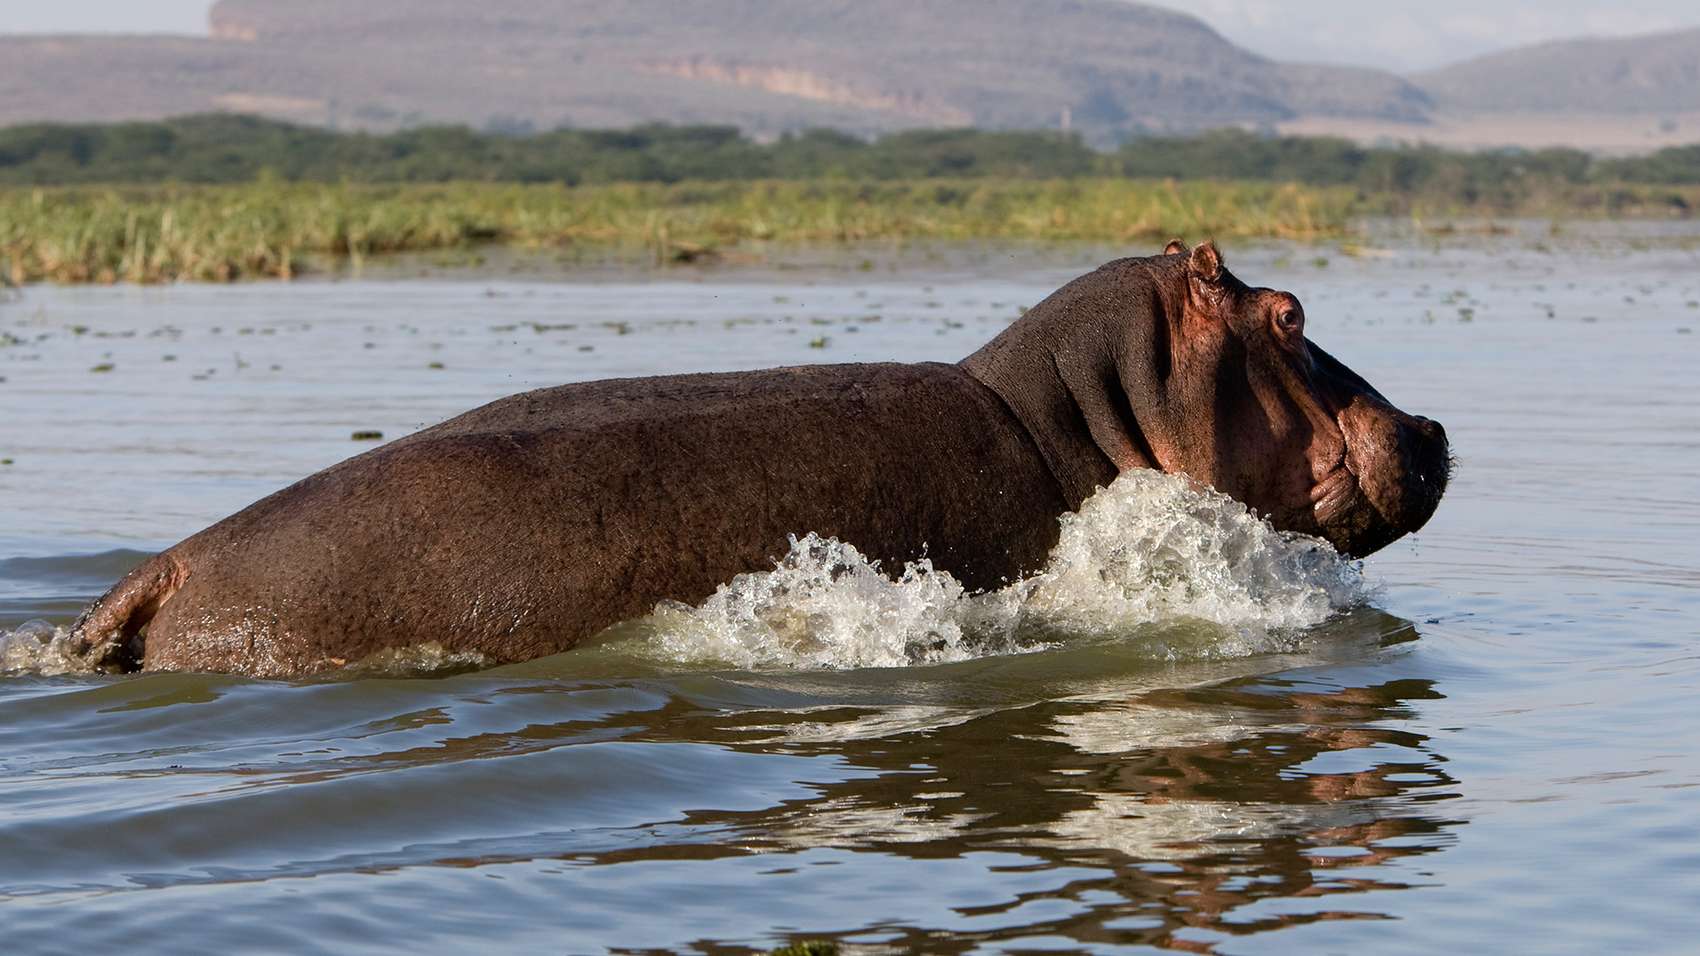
[1417,26,1700,115]
[4,2,1698,152]
[0,0,1431,140]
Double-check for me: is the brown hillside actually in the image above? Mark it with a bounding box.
[1418,27,1700,115]
[0,0,1432,138]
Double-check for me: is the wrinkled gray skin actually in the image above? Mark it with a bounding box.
[73,243,1449,677]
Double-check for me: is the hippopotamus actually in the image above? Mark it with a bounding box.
[72,242,1449,677]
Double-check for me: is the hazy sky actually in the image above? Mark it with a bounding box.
[1,0,211,36]
[4,0,1699,72]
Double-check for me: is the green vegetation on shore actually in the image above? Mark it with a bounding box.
[0,179,1354,284]
[3,116,1699,285]
[5,176,1698,286]
[3,115,1699,195]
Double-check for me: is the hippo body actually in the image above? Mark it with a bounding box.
[97,364,1064,675]
[74,244,1449,676]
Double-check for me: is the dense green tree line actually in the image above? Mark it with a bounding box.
[0,115,1695,193]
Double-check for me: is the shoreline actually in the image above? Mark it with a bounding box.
[0,179,1352,286]
[5,227,1699,294]
[2,181,1698,288]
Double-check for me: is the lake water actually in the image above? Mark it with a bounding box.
[2,229,1698,953]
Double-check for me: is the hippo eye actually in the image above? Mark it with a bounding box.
[1274,308,1304,338]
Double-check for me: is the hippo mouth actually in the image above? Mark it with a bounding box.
[1310,455,1359,529]
[1307,405,1449,557]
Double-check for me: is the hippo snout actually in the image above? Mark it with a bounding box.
[1401,414,1451,522]
[1326,401,1450,557]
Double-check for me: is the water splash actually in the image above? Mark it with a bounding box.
[626,471,1364,669]
[1012,469,1363,652]
[0,621,90,676]
[342,642,493,678]
[641,535,1019,670]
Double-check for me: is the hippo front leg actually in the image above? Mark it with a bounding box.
[71,551,187,673]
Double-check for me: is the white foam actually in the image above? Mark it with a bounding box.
[626,471,1364,670]
[0,621,94,676]
[642,534,1018,669]
[1012,470,1363,651]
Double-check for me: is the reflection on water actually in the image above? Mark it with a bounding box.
[642,627,1453,951]
[0,607,1459,953]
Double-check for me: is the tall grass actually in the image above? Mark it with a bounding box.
[3,177,1694,285]
[0,179,1351,284]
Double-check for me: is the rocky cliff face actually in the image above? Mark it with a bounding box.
[3,0,1434,137]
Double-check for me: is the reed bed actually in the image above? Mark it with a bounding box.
[0,179,1354,284]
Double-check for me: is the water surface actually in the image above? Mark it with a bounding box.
[2,230,1698,953]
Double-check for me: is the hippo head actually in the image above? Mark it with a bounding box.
[1148,240,1449,555]
[963,240,1449,557]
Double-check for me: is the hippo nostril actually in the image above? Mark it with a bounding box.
[1410,418,1453,497]
[1416,416,1447,443]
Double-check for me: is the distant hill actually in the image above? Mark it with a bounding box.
[0,0,1431,141]
[1417,27,1700,115]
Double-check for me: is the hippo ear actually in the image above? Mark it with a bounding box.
[1187,240,1224,284]
[1163,238,1187,256]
